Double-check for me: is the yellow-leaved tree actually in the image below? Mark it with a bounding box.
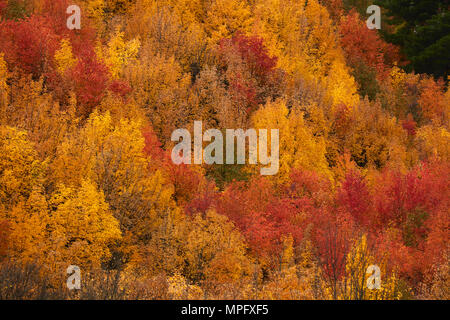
[259,236,326,300]
[123,49,191,143]
[54,39,77,75]
[184,210,253,296]
[251,99,331,183]
[416,125,450,162]
[339,235,404,300]
[205,0,254,44]
[0,54,8,119]
[96,27,140,79]
[105,0,135,15]
[0,126,48,264]
[1,75,78,160]
[254,0,359,109]
[79,0,107,30]
[126,2,208,73]
[50,110,183,272]
[46,180,121,271]
[0,126,45,209]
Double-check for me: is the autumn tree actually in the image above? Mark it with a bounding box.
[0,126,48,263]
[251,99,331,182]
[0,14,59,78]
[184,210,253,296]
[338,10,400,99]
[46,180,122,271]
[123,47,191,143]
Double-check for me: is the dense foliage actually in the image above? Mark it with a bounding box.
[0,0,448,300]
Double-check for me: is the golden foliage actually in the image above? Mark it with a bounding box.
[54,39,77,75]
[46,180,121,271]
[97,27,140,79]
[251,99,331,182]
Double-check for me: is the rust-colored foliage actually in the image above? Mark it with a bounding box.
[0,220,9,261]
[217,32,282,113]
[337,169,372,228]
[69,45,110,116]
[0,15,59,78]
[339,10,401,79]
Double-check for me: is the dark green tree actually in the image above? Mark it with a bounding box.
[376,0,450,79]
